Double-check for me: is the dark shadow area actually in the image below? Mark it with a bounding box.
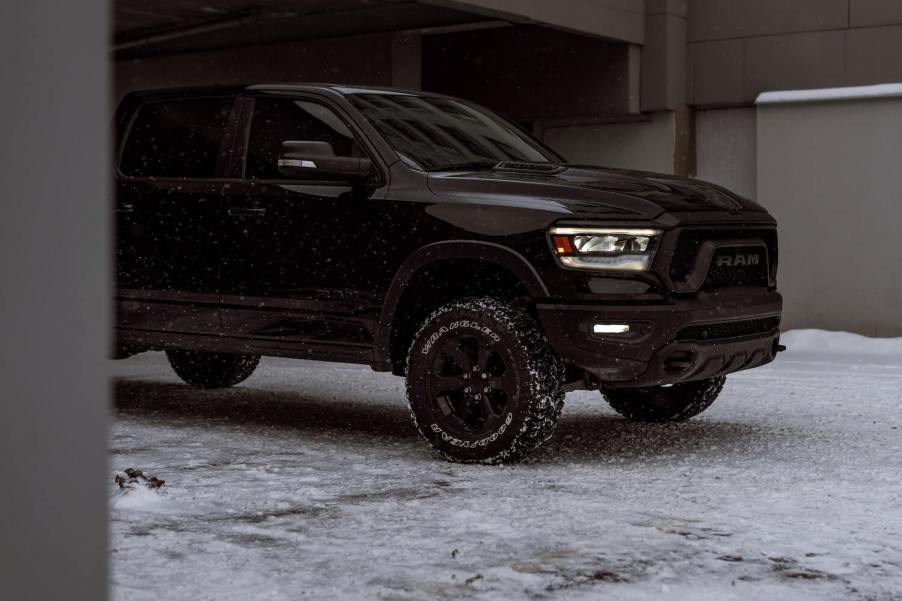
[113,378,418,441]
[114,376,794,464]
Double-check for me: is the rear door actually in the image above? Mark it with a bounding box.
[218,94,387,361]
[115,95,238,337]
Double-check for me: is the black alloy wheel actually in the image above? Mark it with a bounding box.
[427,333,517,439]
[406,297,565,464]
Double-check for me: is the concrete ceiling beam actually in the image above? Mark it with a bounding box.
[420,0,646,44]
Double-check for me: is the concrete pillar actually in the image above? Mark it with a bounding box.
[639,0,691,176]
[673,104,696,176]
[641,0,688,111]
[627,44,642,114]
[0,2,109,600]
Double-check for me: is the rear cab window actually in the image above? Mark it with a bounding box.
[119,97,233,178]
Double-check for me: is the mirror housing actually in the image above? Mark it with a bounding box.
[277,140,372,180]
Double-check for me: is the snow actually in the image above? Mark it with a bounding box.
[111,484,170,512]
[110,330,902,600]
[782,329,902,358]
[756,83,902,105]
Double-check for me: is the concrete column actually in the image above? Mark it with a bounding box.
[673,104,696,177]
[641,0,688,111]
[627,44,642,114]
[0,2,109,600]
[640,2,691,175]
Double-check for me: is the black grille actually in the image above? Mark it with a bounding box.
[669,228,778,288]
[676,316,781,342]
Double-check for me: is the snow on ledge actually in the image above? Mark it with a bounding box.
[756,83,902,105]
[781,329,902,356]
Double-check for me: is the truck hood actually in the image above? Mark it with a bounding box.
[426,164,764,220]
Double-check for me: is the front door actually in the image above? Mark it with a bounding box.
[218,95,386,361]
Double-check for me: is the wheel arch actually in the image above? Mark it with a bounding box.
[373,240,549,372]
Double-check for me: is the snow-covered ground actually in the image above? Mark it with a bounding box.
[110,330,902,601]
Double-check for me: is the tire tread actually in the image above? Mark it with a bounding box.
[166,350,260,389]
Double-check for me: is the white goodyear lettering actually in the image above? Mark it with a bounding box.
[421,319,501,355]
[431,413,513,448]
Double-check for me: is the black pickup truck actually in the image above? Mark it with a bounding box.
[114,83,783,464]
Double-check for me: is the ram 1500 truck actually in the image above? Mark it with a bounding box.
[114,84,783,463]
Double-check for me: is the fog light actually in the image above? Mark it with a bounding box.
[593,323,630,334]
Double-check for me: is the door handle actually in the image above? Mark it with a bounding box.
[228,207,267,217]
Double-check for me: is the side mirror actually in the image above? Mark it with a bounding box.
[277,140,372,180]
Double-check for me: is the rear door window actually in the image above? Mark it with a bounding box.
[120,98,233,178]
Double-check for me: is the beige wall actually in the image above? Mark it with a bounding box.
[757,93,902,336]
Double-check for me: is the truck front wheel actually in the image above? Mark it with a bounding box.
[602,376,726,422]
[406,297,565,464]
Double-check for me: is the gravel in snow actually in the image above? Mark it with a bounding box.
[110,330,902,600]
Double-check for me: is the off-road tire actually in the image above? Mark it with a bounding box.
[406,297,565,464]
[602,376,726,422]
[166,350,260,389]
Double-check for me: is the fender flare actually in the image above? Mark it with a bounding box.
[372,240,549,369]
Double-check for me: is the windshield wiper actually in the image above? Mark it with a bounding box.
[427,161,498,172]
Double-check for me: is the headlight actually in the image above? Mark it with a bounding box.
[549,226,662,271]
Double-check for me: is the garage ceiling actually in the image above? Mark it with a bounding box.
[114,0,486,58]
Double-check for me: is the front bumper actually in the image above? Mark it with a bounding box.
[537,287,782,388]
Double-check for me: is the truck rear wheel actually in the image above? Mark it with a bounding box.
[406,297,565,464]
[602,376,726,422]
[166,350,260,389]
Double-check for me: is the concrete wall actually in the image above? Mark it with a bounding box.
[688,0,902,107]
[422,26,636,121]
[543,111,675,173]
[757,92,902,336]
[116,32,396,100]
[695,107,756,199]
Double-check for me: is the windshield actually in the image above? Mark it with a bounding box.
[345,92,561,171]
